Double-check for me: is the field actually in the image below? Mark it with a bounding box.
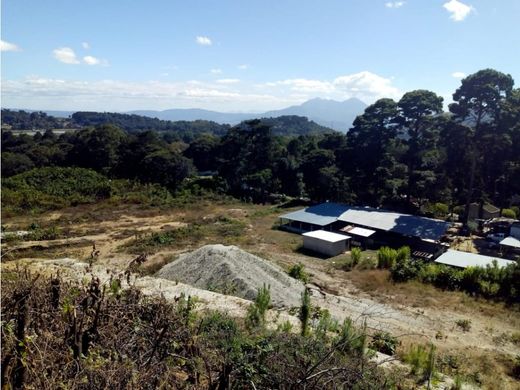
[2,197,520,388]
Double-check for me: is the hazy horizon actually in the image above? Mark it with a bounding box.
[2,1,519,112]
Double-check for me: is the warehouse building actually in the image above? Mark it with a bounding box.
[280,202,451,259]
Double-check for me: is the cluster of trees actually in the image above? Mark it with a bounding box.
[2,69,520,222]
[0,110,68,130]
[2,109,334,142]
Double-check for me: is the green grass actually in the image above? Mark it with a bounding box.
[120,217,247,254]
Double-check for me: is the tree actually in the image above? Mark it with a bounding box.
[344,98,405,206]
[139,149,194,190]
[449,69,514,224]
[397,90,444,205]
[69,124,126,173]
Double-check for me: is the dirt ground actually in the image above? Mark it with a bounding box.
[2,200,520,388]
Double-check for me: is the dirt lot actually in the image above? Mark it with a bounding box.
[2,200,520,388]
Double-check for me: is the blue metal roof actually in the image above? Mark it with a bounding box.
[279,202,350,226]
[280,202,451,241]
[338,206,451,241]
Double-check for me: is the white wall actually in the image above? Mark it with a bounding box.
[303,236,347,257]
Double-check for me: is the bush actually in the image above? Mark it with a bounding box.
[246,284,271,329]
[288,263,309,283]
[377,247,397,269]
[501,208,517,219]
[427,202,449,218]
[351,247,361,266]
[369,331,398,355]
[390,249,420,282]
[455,319,471,332]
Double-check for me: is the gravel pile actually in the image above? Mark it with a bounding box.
[156,244,305,307]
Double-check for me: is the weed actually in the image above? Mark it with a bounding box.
[455,319,471,332]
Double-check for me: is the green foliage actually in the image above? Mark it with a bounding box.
[501,208,517,219]
[277,320,293,333]
[288,263,309,283]
[369,331,398,355]
[377,247,397,269]
[403,343,429,376]
[426,202,450,218]
[2,167,111,214]
[299,288,311,337]
[246,284,271,330]
[351,247,362,266]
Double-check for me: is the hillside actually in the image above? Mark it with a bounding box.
[130,97,367,131]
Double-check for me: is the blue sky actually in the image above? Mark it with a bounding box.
[1,0,519,112]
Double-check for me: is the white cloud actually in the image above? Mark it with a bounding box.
[261,71,401,102]
[451,71,466,79]
[210,68,222,74]
[238,64,249,70]
[53,47,80,64]
[82,42,90,49]
[1,40,21,52]
[385,1,405,8]
[216,78,241,84]
[269,78,335,94]
[443,0,473,21]
[2,71,401,112]
[1,76,292,112]
[196,36,212,45]
[333,71,401,100]
[83,55,100,65]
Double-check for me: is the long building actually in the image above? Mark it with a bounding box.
[279,202,451,259]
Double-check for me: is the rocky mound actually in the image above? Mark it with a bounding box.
[155,244,305,307]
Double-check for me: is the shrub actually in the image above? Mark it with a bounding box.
[377,247,397,269]
[369,331,398,355]
[299,288,311,337]
[288,263,309,283]
[455,319,471,332]
[501,208,517,219]
[351,247,362,266]
[246,284,271,329]
[390,252,420,282]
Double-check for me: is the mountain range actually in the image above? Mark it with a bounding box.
[11,97,367,132]
[129,97,367,132]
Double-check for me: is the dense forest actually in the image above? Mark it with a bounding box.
[2,69,520,224]
[1,109,334,142]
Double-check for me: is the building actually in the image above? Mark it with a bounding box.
[302,230,351,257]
[280,202,451,259]
[468,203,500,221]
[510,222,520,239]
[434,249,516,269]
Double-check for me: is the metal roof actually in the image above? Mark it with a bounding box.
[500,236,520,249]
[303,230,351,243]
[434,249,516,269]
[342,226,376,237]
[337,206,450,241]
[279,202,350,226]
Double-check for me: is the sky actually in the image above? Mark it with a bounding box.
[1,0,519,113]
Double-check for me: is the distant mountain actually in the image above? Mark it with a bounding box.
[8,97,367,132]
[130,98,367,132]
[129,108,252,124]
[262,98,367,132]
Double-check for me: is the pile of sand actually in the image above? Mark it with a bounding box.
[156,244,305,307]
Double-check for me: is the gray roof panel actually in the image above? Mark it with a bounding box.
[338,206,450,241]
[435,249,516,269]
[279,202,350,226]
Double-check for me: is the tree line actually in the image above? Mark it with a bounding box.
[2,69,520,223]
